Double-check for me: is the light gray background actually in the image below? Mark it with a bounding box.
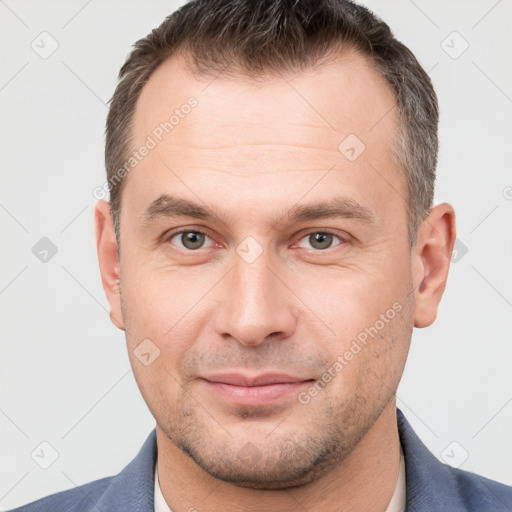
[1,0,511,508]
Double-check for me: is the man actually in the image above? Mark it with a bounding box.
[9,0,512,511]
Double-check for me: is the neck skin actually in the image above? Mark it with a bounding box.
[156,399,401,512]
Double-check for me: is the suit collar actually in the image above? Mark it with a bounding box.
[397,407,483,511]
[95,428,157,511]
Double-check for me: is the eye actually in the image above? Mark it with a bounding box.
[297,231,344,250]
[168,230,214,250]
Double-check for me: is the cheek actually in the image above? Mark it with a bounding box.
[120,264,201,340]
[129,360,181,425]
[303,266,407,336]
[319,296,413,410]
[301,260,413,377]
[126,318,192,414]
[121,269,211,381]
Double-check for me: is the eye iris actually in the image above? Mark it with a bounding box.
[181,232,205,250]
[309,232,333,250]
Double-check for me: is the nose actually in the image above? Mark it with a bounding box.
[213,247,298,347]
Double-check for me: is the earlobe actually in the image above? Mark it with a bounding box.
[412,203,456,328]
[94,200,125,331]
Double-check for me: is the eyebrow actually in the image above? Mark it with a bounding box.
[140,193,375,227]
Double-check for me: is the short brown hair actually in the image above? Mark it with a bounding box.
[105,0,438,249]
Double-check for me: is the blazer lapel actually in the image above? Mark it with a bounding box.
[397,408,467,511]
[95,429,157,512]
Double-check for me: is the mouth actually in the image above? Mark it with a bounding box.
[198,373,315,406]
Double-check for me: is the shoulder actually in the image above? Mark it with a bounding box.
[396,408,512,511]
[448,465,512,511]
[6,476,113,512]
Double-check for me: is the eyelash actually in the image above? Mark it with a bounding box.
[164,228,346,252]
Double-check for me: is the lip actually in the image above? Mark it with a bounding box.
[201,372,310,386]
[199,373,314,406]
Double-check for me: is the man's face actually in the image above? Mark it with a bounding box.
[111,51,416,487]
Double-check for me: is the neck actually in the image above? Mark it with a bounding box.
[156,400,401,512]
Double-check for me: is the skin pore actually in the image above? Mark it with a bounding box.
[95,49,456,511]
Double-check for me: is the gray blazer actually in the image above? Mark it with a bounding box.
[8,408,512,511]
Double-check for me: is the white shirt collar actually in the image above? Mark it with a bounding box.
[154,458,173,512]
[385,443,407,512]
[154,444,406,512]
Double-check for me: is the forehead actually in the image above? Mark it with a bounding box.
[122,49,403,226]
[131,49,398,158]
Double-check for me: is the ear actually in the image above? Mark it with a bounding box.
[412,203,456,328]
[94,200,125,331]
